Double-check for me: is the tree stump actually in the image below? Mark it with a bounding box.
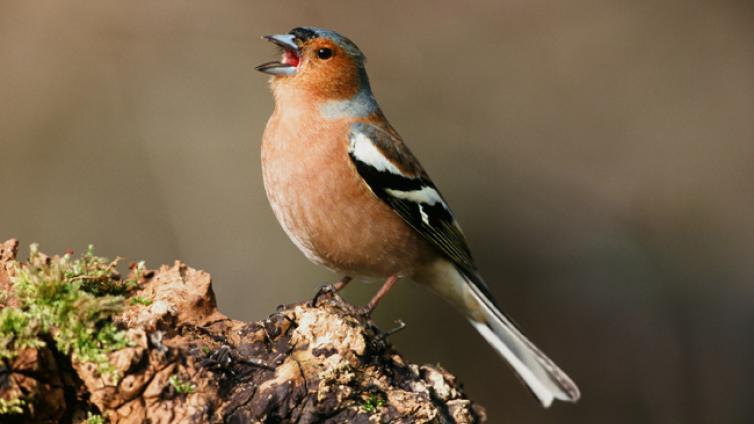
[0,239,486,423]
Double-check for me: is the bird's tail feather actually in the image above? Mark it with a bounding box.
[420,261,580,407]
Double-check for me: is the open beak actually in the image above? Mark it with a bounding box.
[256,34,300,76]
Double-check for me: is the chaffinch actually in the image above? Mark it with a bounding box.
[256,27,580,407]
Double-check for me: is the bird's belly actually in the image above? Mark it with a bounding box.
[262,133,430,277]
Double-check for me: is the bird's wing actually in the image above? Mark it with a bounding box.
[347,121,479,276]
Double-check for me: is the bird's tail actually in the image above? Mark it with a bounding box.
[417,260,580,407]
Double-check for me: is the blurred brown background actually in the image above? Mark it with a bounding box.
[1,1,753,422]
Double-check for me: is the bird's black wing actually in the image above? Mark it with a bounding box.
[347,122,480,278]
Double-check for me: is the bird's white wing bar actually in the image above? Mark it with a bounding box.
[348,131,405,175]
[386,186,449,226]
[385,186,447,208]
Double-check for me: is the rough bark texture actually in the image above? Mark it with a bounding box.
[0,240,486,423]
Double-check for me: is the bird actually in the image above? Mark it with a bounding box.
[256,27,580,407]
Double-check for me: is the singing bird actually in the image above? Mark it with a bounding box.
[256,27,580,407]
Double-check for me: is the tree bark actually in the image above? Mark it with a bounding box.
[0,239,486,423]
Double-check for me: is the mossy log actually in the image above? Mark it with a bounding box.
[0,239,486,423]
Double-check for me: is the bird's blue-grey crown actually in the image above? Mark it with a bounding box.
[289,27,366,62]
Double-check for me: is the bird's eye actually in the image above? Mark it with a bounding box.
[317,48,333,60]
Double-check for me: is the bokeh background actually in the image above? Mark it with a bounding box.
[2,1,753,422]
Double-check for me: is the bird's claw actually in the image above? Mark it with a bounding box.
[375,320,407,342]
[310,284,336,307]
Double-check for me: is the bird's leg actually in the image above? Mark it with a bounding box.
[333,275,352,292]
[364,274,399,315]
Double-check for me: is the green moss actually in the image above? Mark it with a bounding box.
[64,245,140,296]
[0,244,137,381]
[362,394,385,414]
[0,307,44,358]
[129,295,151,306]
[169,375,196,395]
[86,411,107,424]
[0,397,25,415]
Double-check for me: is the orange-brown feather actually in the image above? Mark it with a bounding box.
[262,93,435,277]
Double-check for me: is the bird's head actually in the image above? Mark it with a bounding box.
[257,27,370,102]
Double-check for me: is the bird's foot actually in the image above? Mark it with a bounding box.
[310,284,335,307]
[309,276,353,307]
[374,320,407,342]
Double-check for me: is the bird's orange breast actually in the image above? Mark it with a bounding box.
[261,105,432,277]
